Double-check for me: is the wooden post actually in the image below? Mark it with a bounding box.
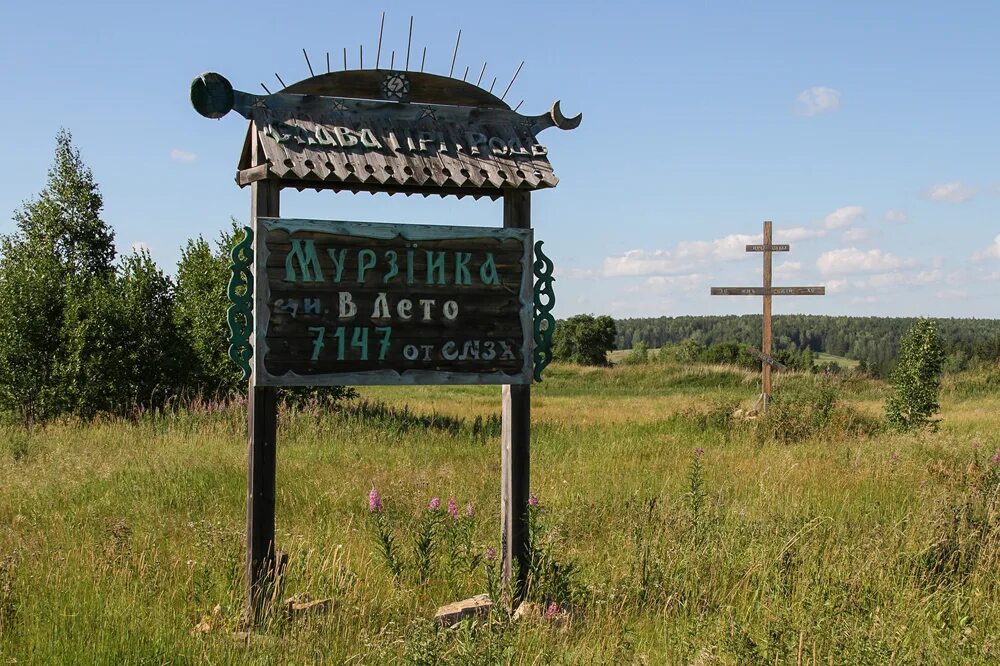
[246,131,280,623]
[501,189,531,596]
[761,220,773,410]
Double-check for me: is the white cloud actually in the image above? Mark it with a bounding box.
[825,279,848,294]
[170,148,198,163]
[130,241,151,254]
[795,86,841,116]
[850,296,879,305]
[842,228,872,242]
[883,209,907,223]
[777,226,827,241]
[936,289,968,300]
[972,234,1000,261]
[774,261,801,279]
[823,206,865,229]
[641,274,705,291]
[926,181,977,203]
[817,247,916,275]
[867,269,941,288]
[602,233,756,277]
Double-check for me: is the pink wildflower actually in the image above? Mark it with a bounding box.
[428,497,441,511]
[528,494,540,507]
[447,498,459,519]
[485,547,497,562]
[544,602,559,619]
[368,488,382,513]
[465,503,475,518]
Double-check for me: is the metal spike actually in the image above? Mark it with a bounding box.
[421,47,426,72]
[275,73,287,89]
[303,49,314,77]
[488,76,497,94]
[449,30,462,77]
[390,50,395,69]
[406,16,413,70]
[261,82,272,94]
[462,65,469,82]
[343,47,348,70]
[376,12,385,69]
[326,51,330,73]
[513,100,524,112]
[360,44,363,69]
[476,62,487,87]
[500,61,524,101]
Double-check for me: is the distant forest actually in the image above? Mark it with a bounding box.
[615,315,1000,374]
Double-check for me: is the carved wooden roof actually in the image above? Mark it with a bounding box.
[192,70,581,200]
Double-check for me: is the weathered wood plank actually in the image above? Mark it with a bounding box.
[746,244,789,252]
[501,189,531,598]
[246,171,280,625]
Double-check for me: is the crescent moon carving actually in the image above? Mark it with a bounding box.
[550,101,582,130]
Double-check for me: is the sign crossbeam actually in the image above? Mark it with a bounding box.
[710,220,824,410]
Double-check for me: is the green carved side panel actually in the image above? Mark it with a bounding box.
[228,226,254,381]
[532,240,556,382]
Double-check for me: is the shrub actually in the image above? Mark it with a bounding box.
[620,341,649,365]
[886,319,945,431]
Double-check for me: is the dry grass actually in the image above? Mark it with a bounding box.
[0,363,997,663]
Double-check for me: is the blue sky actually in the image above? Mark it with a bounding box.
[2,1,998,318]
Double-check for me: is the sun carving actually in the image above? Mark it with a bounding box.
[380,72,411,101]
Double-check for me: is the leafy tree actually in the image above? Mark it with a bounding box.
[173,224,243,398]
[553,314,616,366]
[0,130,115,420]
[886,319,945,431]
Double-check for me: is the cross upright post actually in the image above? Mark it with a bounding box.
[761,221,773,411]
[710,220,825,411]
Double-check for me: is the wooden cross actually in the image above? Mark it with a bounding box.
[710,221,825,411]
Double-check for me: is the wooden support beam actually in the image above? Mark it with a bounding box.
[501,189,531,597]
[246,129,281,624]
[762,221,773,408]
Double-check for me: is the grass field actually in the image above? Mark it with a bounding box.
[1,363,998,664]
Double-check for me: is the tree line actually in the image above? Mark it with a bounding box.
[615,314,1000,376]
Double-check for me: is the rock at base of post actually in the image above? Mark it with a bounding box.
[434,594,492,626]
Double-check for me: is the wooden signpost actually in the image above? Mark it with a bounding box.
[192,41,580,621]
[710,221,824,410]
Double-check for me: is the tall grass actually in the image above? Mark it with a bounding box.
[0,363,997,663]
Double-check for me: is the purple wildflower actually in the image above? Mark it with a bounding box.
[544,602,559,619]
[485,547,497,562]
[465,503,475,518]
[695,447,705,458]
[368,488,382,513]
[973,439,982,450]
[992,449,1000,465]
[447,498,459,519]
[528,494,540,507]
[890,452,899,463]
[428,497,441,511]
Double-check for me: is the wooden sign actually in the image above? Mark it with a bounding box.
[253,218,533,385]
[746,244,789,252]
[747,346,787,370]
[711,286,825,296]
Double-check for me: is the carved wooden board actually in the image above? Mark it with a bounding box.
[252,218,532,385]
[711,286,826,296]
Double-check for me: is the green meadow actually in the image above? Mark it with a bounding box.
[1,363,998,664]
